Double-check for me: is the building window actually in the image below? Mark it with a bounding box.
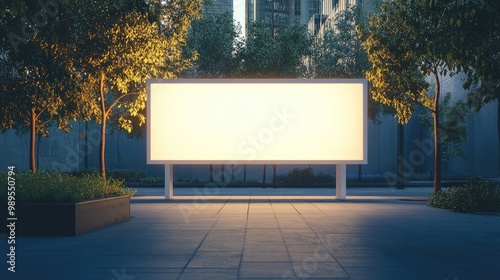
[295,0,301,16]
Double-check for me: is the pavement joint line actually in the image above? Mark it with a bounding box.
[176,208,219,280]
[215,196,232,216]
[291,199,351,279]
[236,196,251,279]
[272,199,295,278]
[289,200,303,216]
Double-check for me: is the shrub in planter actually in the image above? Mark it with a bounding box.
[428,180,500,213]
[0,171,136,236]
[0,171,135,203]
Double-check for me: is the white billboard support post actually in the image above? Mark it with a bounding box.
[147,79,367,200]
[165,164,173,199]
[336,164,347,200]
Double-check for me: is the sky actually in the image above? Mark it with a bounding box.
[233,0,245,35]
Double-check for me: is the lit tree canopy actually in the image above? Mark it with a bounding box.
[357,0,476,192]
[59,0,203,178]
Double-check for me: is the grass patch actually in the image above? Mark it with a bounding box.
[428,179,500,213]
[0,171,136,203]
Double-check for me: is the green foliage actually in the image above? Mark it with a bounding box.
[438,0,500,108]
[311,5,368,79]
[420,92,470,160]
[107,169,147,182]
[310,4,390,121]
[428,180,500,213]
[0,1,79,172]
[0,171,136,203]
[357,0,480,192]
[142,176,164,184]
[53,0,203,177]
[184,11,242,77]
[1,0,203,176]
[360,0,499,122]
[238,22,311,78]
[67,169,148,182]
[358,0,442,124]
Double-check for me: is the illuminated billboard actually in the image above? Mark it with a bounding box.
[147,79,367,164]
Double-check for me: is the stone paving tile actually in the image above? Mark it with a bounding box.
[239,262,295,278]
[286,244,330,255]
[291,261,349,279]
[198,240,245,252]
[178,268,239,280]
[74,254,190,269]
[242,250,291,262]
[54,268,182,280]
[289,254,337,264]
[187,251,241,268]
[343,266,422,280]
[243,242,288,252]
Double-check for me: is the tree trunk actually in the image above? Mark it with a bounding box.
[397,123,405,189]
[209,164,214,182]
[30,107,37,173]
[262,164,267,188]
[231,164,234,181]
[99,72,107,180]
[36,133,42,171]
[243,164,246,182]
[358,164,362,182]
[272,164,277,188]
[221,164,225,182]
[84,121,89,170]
[433,72,441,193]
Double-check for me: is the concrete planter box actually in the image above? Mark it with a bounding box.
[2,195,130,236]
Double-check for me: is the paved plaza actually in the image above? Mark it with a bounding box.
[1,187,500,279]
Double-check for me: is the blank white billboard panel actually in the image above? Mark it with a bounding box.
[147,79,367,164]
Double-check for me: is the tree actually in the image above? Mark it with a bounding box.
[59,0,202,179]
[310,5,368,79]
[358,0,467,193]
[0,1,77,173]
[420,92,470,163]
[441,0,500,173]
[238,22,311,78]
[184,11,242,78]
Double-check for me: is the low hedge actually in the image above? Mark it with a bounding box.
[67,169,147,182]
[0,171,136,203]
[428,180,500,213]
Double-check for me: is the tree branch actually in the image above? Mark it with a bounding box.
[105,92,140,116]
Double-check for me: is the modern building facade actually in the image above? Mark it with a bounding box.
[245,0,321,36]
[245,1,374,36]
[203,0,234,17]
[307,0,374,35]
